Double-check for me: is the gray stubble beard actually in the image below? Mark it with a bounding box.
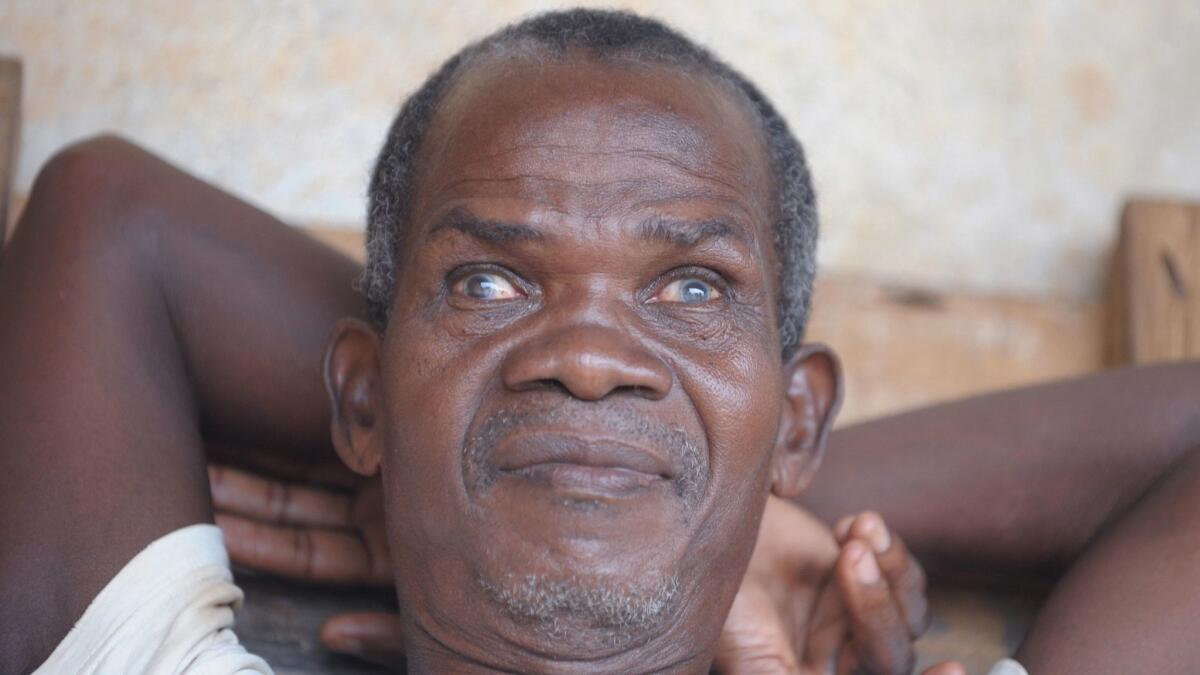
[477,571,683,648]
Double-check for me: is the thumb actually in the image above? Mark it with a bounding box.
[319,611,407,668]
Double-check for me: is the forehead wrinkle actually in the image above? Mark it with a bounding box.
[445,144,755,193]
[435,151,760,214]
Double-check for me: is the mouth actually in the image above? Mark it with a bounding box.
[493,433,674,497]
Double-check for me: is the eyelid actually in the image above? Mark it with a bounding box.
[447,263,529,300]
[648,266,729,303]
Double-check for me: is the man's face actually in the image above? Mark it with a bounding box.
[360,54,795,671]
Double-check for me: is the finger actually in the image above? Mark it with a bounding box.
[796,575,849,673]
[922,662,966,675]
[209,464,354,527]
[849,512,930,637]
[216,512,391,585]
[833,515,855,543]
[835,540,913,675]
[206,441,359,489]
[320,612,407,668]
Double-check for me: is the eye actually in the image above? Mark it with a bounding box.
[452,272,522,301]
[656,277,721,305]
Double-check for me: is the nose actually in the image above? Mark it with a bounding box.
[501,324,673,401]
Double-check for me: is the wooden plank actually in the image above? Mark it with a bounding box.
[806,276,1102,424]
[1109,199,1200,364]
[0,58,21,245]
[235,573,392,674]
[915,585,1041,674]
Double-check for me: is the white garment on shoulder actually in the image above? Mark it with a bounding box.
[34,524,271,675]
[987,658,1029,675]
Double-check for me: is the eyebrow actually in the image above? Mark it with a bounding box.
[636,215,749,248]
[428,207,749,251]
[428,207,546,244]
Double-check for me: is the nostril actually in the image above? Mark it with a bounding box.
[500,326,673,400]
[508,377,573,396]
[535,379,571,396]
[624,384,662,401]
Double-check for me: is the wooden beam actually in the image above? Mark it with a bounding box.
[0,57,20,245]
[1109,199,1200,364]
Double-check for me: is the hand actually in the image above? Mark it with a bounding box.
[208,446,406,666]
[209,448,959,673]
[714,496,963,675]
[208,458,392,587]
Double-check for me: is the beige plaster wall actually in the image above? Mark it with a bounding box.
[2,0,1198,301]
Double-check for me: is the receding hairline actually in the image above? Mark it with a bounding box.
[363,9,820,359]
[399,45,782,268]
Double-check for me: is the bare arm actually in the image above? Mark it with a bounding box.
[802,364,1200,673]
[7,135,1200,674]
[0,137,941,675]
[0,135,363,672]
[805,363,1200,578]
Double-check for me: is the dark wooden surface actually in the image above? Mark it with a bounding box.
[235,571,395,674]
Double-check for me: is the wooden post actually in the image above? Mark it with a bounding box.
[1108,199,1200,364]
[0,57,21,245]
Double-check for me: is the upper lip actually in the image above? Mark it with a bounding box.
[492,431,674,479]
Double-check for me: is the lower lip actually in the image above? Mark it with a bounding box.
[501,462,666,495]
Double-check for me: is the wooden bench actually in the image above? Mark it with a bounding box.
[0,57,20,244]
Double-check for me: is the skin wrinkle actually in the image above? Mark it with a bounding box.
[461,402,709,505]
[431,208,755,268]
[362,16,820,360]
[328,20,833,671]
[429,160,754,211]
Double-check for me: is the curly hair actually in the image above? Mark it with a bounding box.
[364,8,818,359]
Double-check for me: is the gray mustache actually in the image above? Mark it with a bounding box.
[463,401,708,504]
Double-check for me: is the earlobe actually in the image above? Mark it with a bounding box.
[770,343,843,498]
[323,318,386,477]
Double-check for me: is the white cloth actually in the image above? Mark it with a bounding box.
[34,524,271,675]
[987,658,1030,675]
[33,522,1030,675]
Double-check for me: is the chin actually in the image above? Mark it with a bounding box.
[458,493,695,656]
[476,567,683,652]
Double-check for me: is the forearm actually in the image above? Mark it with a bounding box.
[801,363,1200,576]
[0,136,362,670]
[1015,443,1200,673]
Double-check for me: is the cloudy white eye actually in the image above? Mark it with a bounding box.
[656,277,720,304]
[454,272,521,301]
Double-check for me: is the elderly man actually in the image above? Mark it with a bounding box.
[3,8,1200,675]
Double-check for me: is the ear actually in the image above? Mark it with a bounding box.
[770,343,843,498]
[323,318,386,477]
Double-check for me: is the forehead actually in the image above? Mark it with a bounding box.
[409,51,776,244]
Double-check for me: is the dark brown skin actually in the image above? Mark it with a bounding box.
[1,52,1198,674]
[320,53,889,672]
[0,56,943,674]
[0,136,364,673]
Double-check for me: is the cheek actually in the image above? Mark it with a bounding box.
[689,338,784,494]
[376,295,504,516]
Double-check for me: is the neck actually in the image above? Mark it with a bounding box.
[400,613,715,674]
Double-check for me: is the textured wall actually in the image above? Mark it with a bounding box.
[2,0,1198,300]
